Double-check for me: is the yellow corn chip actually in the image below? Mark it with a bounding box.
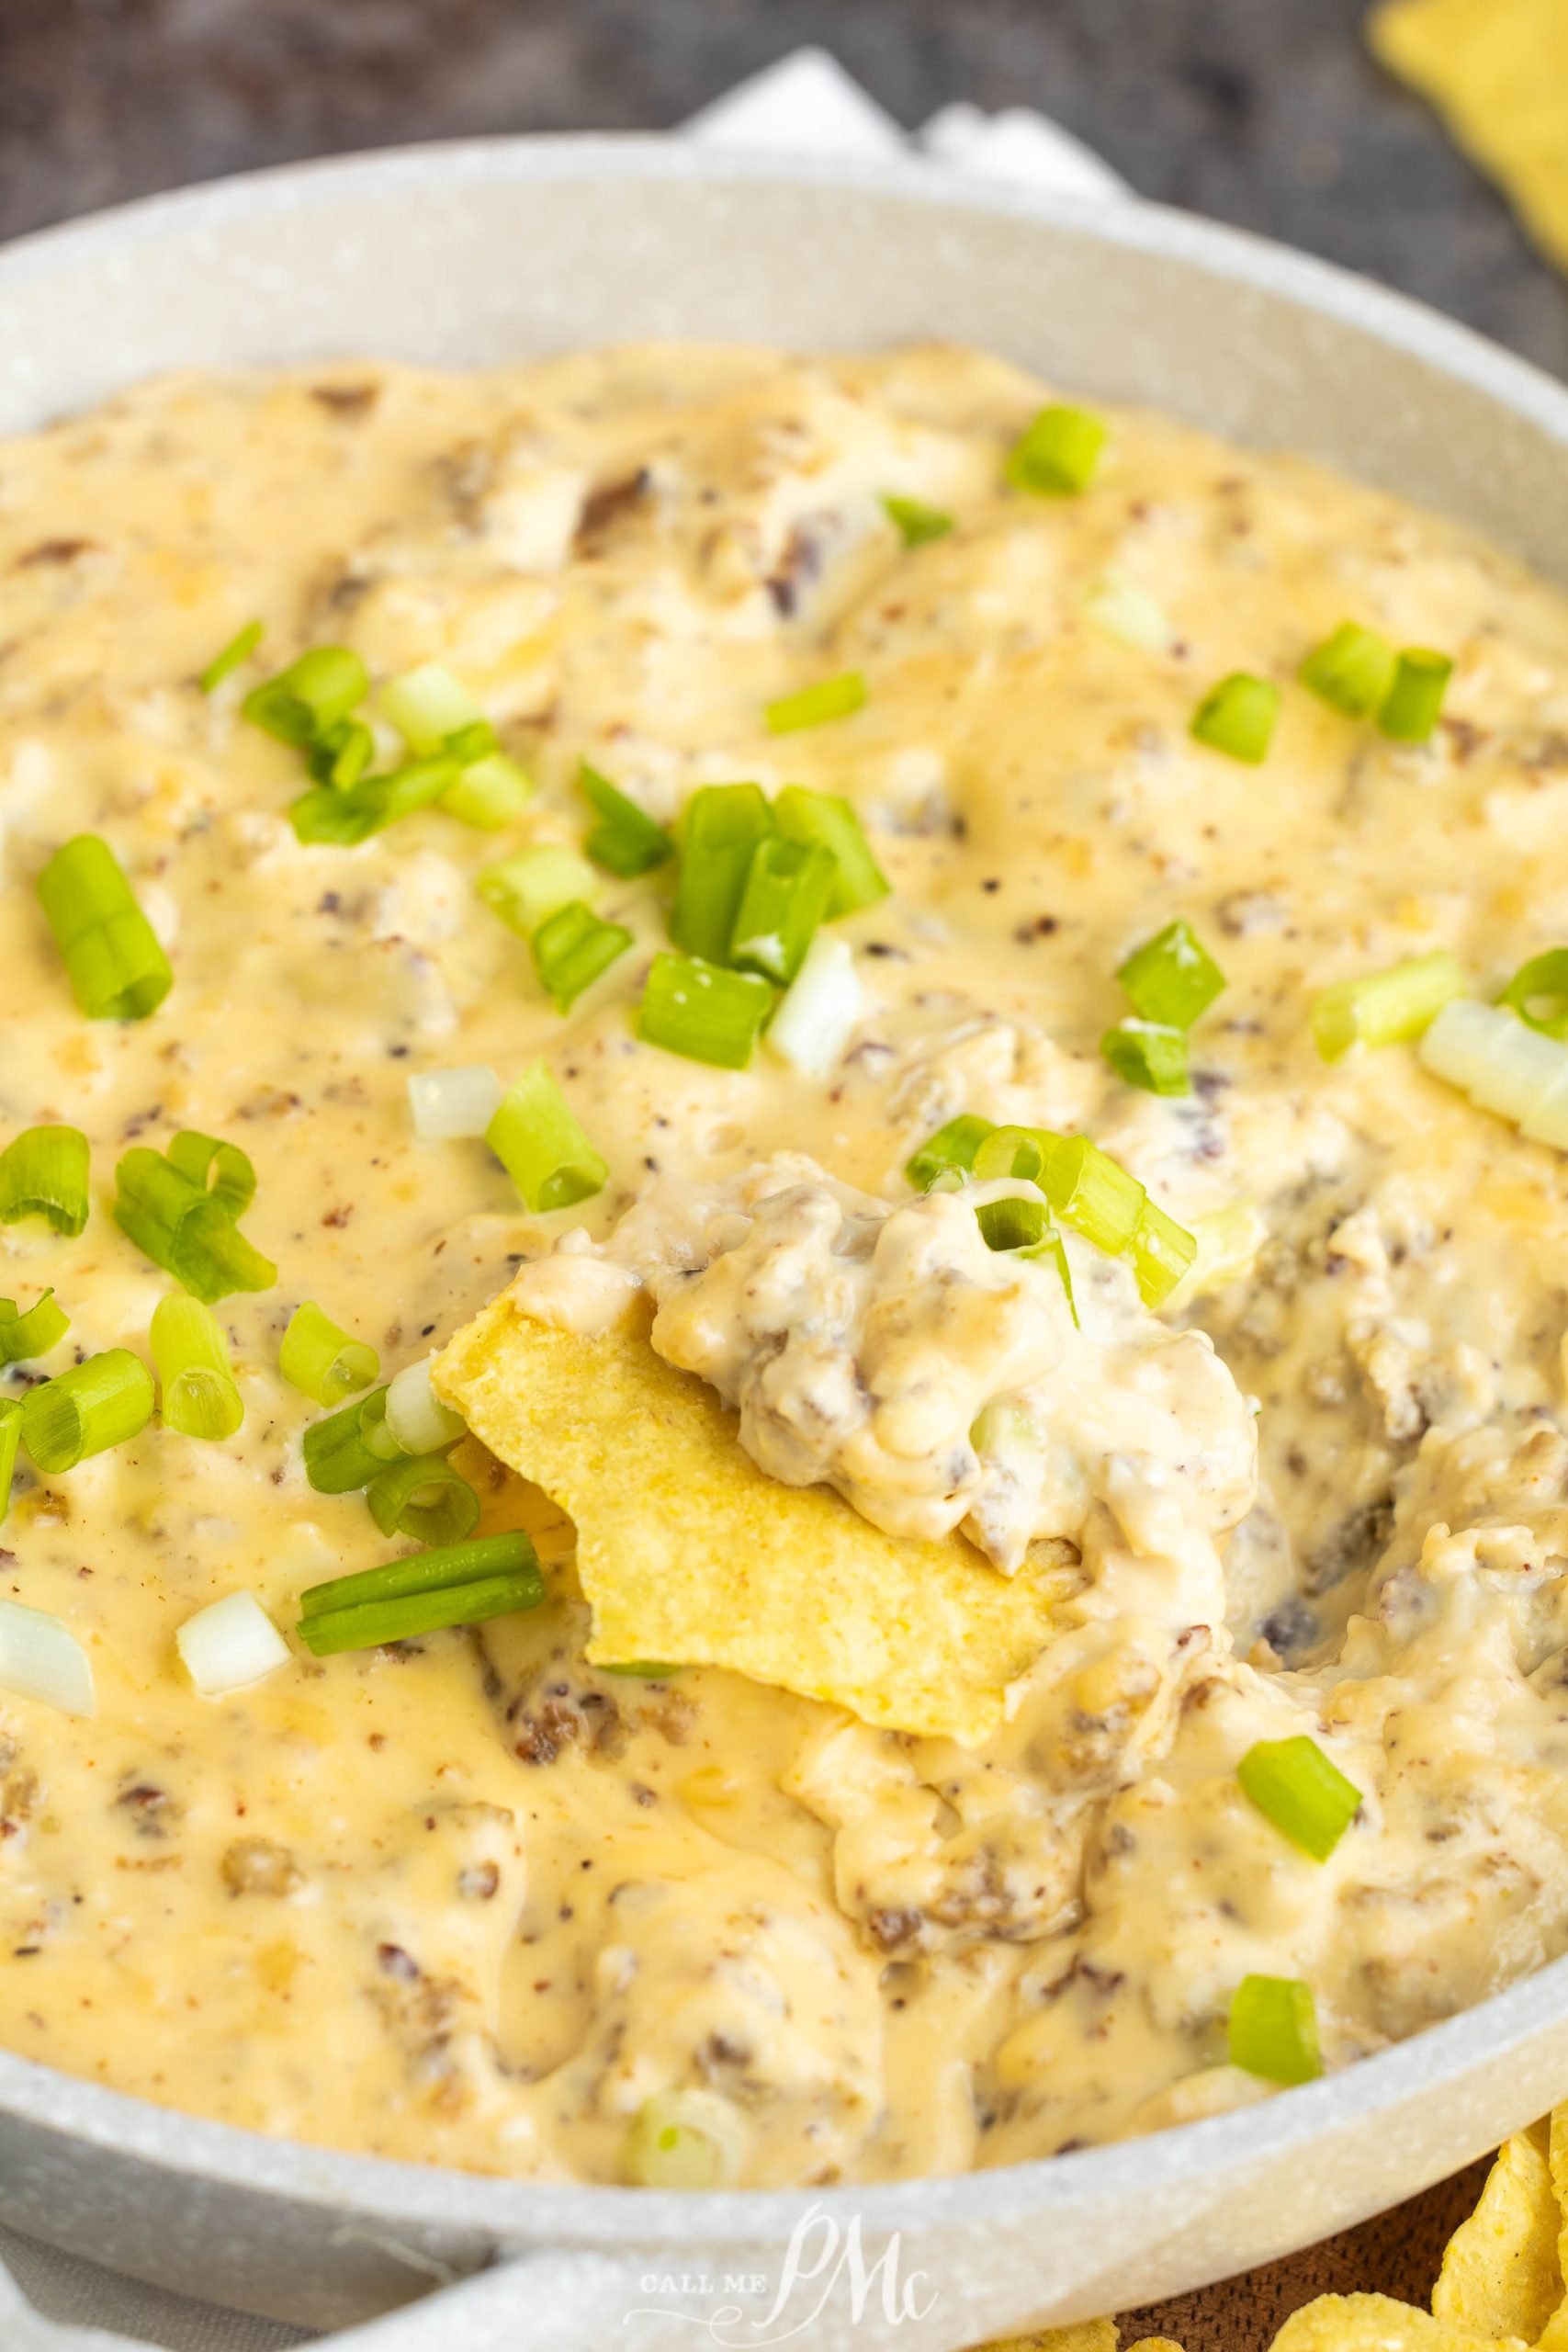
[1370,0,1568,273]
[975,2326,1119,2352]
[434,1287,1064,1744]
[1433,2120,1561,2341]
[1528,2109,1568,2351]
[1121,2340,1185,2352]
[1270,2291,1526,2352]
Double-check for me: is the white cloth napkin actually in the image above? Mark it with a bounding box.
[0,49,1126,2351]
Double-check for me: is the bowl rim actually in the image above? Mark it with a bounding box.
[5,129,1568,2245]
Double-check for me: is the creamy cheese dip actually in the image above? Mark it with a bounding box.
[6,342,1568,2186]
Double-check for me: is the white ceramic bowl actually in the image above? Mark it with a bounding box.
[6,138,1568,2352]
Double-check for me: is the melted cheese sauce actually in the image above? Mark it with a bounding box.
[6,343,1568,2184]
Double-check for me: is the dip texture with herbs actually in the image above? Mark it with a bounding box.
[6,342,1568,2187]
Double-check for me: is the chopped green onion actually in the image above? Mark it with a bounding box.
[763,671,867,736]
[0,1401,19,1530]
[384,1357,466,1457]
[1237,1736,1361,1862]
[306,717,375,792]
[407,1065,502,1143]
[113,1145,276,1306]
[442,752,534,830]
[1005,404,1107,496]
[626,2089,743,2190]
[1117,918,1226,1030]
[21,1349,154,1473]
[602,1659,682,1679]
[444,720,499,766]
[487,1062,608,1213]
[530,900,633,1013]
[1101,1020,1190,1096]
[728,836,835,985]
[906,1114,995,1193]
[243,646,368,748]
[670,784,776,965]
[1227,1973,1322,2086]
[279,1301,379,1409]
[365,1452,480,1546]
[1026,1227,1078,1326]
[478,844,601,938]
[0,1290,69,1364]
[297,1567,543,1657]
[1378,648,1452,744]
[1179,1202,1269,1300]
[299,1530,540,1621]
[1298,621,1395,719]
[766,934,863,1077]
[199,619,264,695]
[1082,570,1172,654]
[773,786,890,916]
[289,753,459,846]
[0,1591,95,1715]
[1043,1136,1145,1256]
[1312,949,1465,1062]
[303,1385,396,1494]
[971,1126,1053,1184]
[1499,949,1568,1040]
[37,835,174,1020]
[637,952,774,1070]
[358,1384,404,1463]
[165,1129,257,1216]
[976,1194,1049,1252]
[1190,673,1280,764]
[1129,1197,1198,1307]
[882,493,953,548]
[0,1125,90,1236]
[150,1293,243,1442]
[176,1590,289,1696]
[579,763,674,877]
[379,662,482,754]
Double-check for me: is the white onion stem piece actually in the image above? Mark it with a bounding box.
[1081,568,1173,654]
[0,1600,96,1717]
[1420,999,1568,1124]
[385,1355,468,1456]
[407,1065,502,1143]
[767,936,863,1079]
[176,1590,290,1698]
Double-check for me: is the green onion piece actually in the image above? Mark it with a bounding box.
[445,720,500,766]
[1129,1197,1198,1307]
[365,1452,479,1547]
[0,1290,69,1364]
[1117,918,1226,1030]
[1227,1973,1322,2086]
[442,752,534,830]
[670,784,777,964]
[297,1568,542,1657]
[478,844,601,938]
[113,1147,276,1306]
[199,619,264,695]
[1378,648,1453,744]
[971,1126,1053,1184]
[150,1293,243,1442]
[1237,1736,1361,1863]
[1501,948,1568,1040]
[773,786,890,917]
[1190,673,1280,764]
[602,1659,681,1678]
[306,717,376,792]
[1005,403,1107,496]
[21,1348,154,1473]
[378,662,483,754]
[579,763,674,877]
[906,1114,995,1193]
[1298,621,1395,718]
[1312,949,1465,1063]
[289,753,459,846]
[487,1062,608,1212]
[763,671,867,736]
[299,1529,540,1621]
[165,1129,257,1216]
[279,1301,379,1410]
[976,1194,1048,1252]
[728,836,836,985]
[0,1399,19,1529]
[1025,1227,1078,1326]
[0,1126,90,1237]
[1101,1020,1190,1096]
[359,1385,406,1463]
[637,952,774,1071]
[243,646,369,748]
[37,835,174,1020]
[530,900,633,1013]
[303,1385,395,1494]
[1043,1136,1145,1256]
[882,493,953,548]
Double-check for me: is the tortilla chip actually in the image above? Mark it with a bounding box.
[976,2326,1120,2352]
[1269,2291,1526,2352]
[1370,0,1568,273]
[434,1287,1065,1744]
[1433,2121,1561,2341]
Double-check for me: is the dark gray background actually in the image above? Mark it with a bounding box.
[2,0,1567,376]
